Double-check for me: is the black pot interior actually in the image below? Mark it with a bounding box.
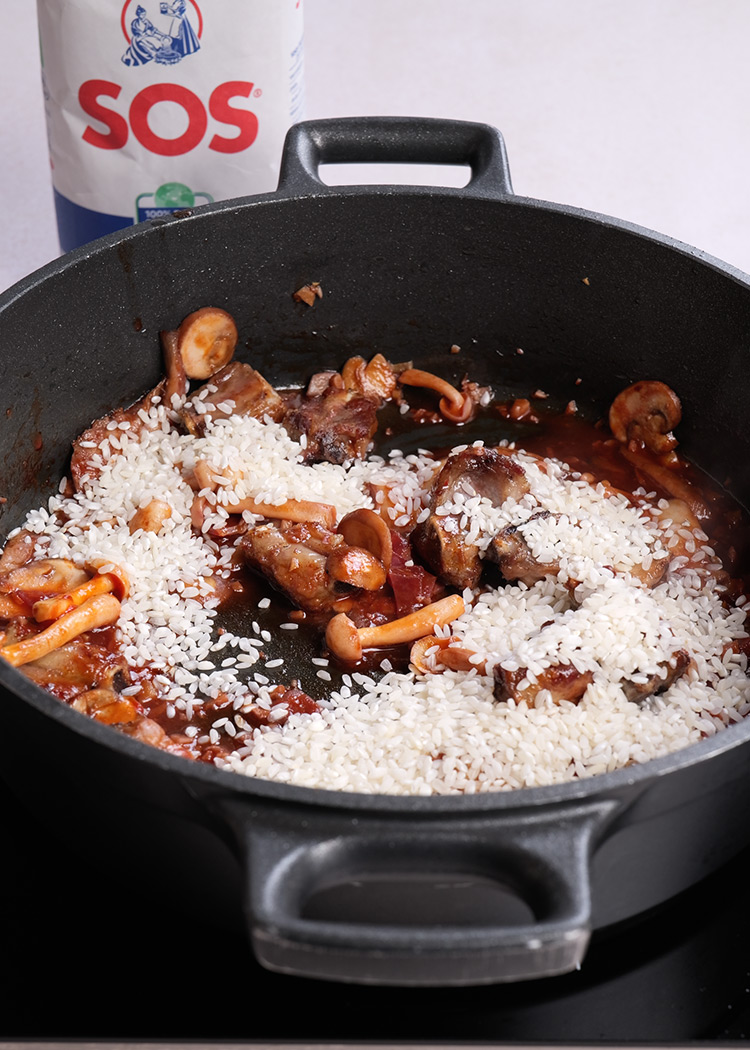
[2,187,750,722]
[3,189,749,536]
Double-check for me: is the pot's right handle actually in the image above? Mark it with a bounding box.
[217,795,619,986]
[277,116,514,200]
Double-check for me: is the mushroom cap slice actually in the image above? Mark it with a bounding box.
[177,307,238,380]
[337,508,393,573]
[609,380,682,454]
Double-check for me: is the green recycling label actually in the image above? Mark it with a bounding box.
[136,181,213,220]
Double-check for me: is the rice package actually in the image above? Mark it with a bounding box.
[37,0,305,251]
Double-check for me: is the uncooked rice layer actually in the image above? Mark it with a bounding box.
[16,395,750,794]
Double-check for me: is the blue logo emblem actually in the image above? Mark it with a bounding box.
[121,1,201,67]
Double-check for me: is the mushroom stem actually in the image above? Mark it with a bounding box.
[224,496,337,529]
[1,594,122,667]
[160,328,189,406]
[32,561,129,623]
[326,593,465,662]
[398,368,474,424]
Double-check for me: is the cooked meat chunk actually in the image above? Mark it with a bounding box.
[70,329,190,490]
[180,361,285,437]
[71,379,167,490]
[621,649,691,702]
[494,662,594,705]
[239,520,348,612]
[487,512,560,585]
[412,447,530,589]
[284,388,378,464]
[388,530,437,616]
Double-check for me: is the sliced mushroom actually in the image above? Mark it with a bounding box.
[72,687,140,725]
[191,459,243,492]
[0,594,122,668]
[175,306,238,380]
[412,447,530,589]
[341,353,401,403]
[0,595,29,618]
[609,381,682,454]
[337,508,393,573]
[18,636,129,697]
[0,558,89,598]
[493,663,594,705]
[399,367,476,423]
[325,593,465,663]
[410,635,486,675]
[118,715,193,758]
[0,530,40,574]
[647,498,705,568]
[627,557,669,589]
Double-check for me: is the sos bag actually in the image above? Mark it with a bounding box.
[37,0,305,252]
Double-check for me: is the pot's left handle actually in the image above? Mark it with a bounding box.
[277,116,514,200]
[216,795,618,987]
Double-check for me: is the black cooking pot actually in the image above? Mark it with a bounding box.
[2,117,750,988]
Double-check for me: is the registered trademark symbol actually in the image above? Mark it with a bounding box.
[254,88,263,98]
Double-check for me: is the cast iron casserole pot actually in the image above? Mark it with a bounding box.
[2,116,750,988]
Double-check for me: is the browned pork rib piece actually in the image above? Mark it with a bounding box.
[240,520,348,612]
[180,361,285,437]
[284,388,379,465]
[621,649,691,702]
[494,662,594,705]
[71,328,190,492]
[412,447,530,589]
[487,512,560,585]
[71,379,167,490]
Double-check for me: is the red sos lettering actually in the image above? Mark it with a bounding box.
[79,79,258,155]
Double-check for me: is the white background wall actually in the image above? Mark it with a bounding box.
[2,0,750,292]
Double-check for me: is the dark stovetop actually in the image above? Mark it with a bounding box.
[2,766,750,1045]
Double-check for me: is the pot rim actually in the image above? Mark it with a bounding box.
[2,177,750,815]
